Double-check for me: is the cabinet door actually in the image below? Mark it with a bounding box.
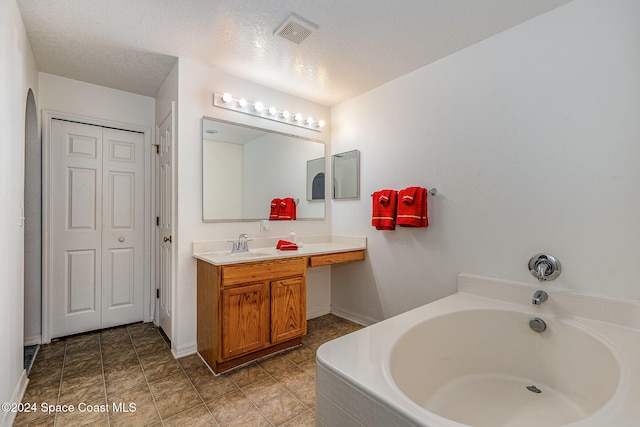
[271,277,306,344]
[222,282,269,359]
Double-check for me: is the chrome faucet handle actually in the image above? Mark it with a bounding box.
[227,240,240,253]
[536,262,550,281]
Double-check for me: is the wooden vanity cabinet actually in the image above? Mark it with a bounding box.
[197,257,306,373]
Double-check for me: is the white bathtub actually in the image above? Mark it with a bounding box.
[316,274,640,427]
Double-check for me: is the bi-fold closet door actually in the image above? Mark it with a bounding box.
[49,119,145,338]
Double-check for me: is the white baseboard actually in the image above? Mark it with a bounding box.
[307,305,331,320]
[24,335,42,346]
[1,370,29,427]
[329,307,379,326]
[172,342,197,359]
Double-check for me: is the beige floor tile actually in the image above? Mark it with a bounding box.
[58,374,105,406]
[14,414,56,427]
[53,398,109,426]
[154,382,201,419]
[219,409,271,427]
[163,404,218,426]
[272,365,314,392]
[281,410,316,427]
[241,377,287,405]
[226,363,268,388]
[206,390,255,424]
[13,405,54,426]
[138,349,175,369]
[297,358,317,378]
[257,353,296,375]
[177,353,206,371]
[61,358,103,379]
[107,384,161,426]
[257,391,308,426]
[148,371,192,399]
[191,374,238,402]
[291,380,316,409]
[281,345,315,365]
[105,365,147,396]
[141,359,183,383]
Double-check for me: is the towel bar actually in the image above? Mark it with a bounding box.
[371,188,437,197]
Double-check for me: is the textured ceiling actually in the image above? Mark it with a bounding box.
[17,0,573,106]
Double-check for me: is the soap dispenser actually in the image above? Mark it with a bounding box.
[289,231,302,247]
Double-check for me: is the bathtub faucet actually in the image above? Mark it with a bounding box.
[528,254,561,282]
[532,290,548,305]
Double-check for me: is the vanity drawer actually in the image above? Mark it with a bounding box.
[308,250,365,267]
[221,257,306,286]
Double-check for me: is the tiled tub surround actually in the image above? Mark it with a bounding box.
[192,235,367,266]
[317,274,640,427]
[15,314,362,426]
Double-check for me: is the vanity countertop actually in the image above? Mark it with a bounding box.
[193,235,366,266]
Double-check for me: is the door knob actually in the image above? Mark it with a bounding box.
[118,237,125,242]
[164,236,172,243]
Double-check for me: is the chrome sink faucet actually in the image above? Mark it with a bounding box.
[532,290,548,305]
[228,233,251,253]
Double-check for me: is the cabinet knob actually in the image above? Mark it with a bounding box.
[118,237,125,242]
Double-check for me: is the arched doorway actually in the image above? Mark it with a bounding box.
[23,88,40,372]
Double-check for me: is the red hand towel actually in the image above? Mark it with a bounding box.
[269,198,281,220]
[397,187,428,227]
[372,190,397,230]
[278,197,297,220]
[276,240,298,250]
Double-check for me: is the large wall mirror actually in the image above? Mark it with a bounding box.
[203,117,326,221]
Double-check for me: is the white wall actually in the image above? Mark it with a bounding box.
[173,58,331,356]
[39,73,155,126]
[0,0,39,423]
[330,0,640,324]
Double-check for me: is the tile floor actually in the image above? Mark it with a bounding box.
[14,314,362,427]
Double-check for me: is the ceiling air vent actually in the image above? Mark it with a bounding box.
[274,14,318,45]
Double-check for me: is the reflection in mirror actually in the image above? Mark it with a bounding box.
[332,150,360,199]
[202,117,326,221]
[307,158,325,201]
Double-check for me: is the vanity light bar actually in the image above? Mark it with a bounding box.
[213,92,324,132]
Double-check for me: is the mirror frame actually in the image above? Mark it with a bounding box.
[202,116,326,222]
[332,149,360,200]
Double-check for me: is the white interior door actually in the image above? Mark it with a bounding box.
[101,128,145,328]
[50,119,145,338]
[157,106,174,340]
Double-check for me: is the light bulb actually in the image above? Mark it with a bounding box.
[294,113,303,122]
[316,120,325,128]
[221,93,232,103]
[238,98,247,108]
[305,117,314,125]
[268,106,277,116]
[281,111,290,119]
[254,101,264,112]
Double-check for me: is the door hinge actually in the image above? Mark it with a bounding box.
[152,144,160,154]
[156,216,160,226]
[156,289,160,299]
